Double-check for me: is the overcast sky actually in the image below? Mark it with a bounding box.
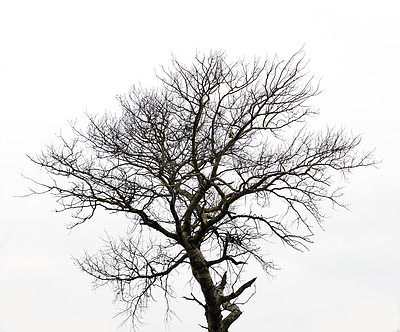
[1,1,399,331]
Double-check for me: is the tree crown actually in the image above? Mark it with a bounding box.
[28,50,375,330]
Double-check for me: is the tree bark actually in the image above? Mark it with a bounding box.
[185,244,223,332]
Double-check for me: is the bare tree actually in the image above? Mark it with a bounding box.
[28,50,375,332]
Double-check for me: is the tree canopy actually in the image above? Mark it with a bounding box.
[29,50,375,332]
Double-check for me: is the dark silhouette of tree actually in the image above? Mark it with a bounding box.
[28,50,375,332]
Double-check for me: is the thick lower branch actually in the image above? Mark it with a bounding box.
[219,277,257,304]
[216,274,256,332]
[222,302,242,331]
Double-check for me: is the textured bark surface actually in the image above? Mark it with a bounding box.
[186,245,222,332]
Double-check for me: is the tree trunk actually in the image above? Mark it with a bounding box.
[185,244,224,332]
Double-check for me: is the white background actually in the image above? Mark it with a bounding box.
[1,1,399,331]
